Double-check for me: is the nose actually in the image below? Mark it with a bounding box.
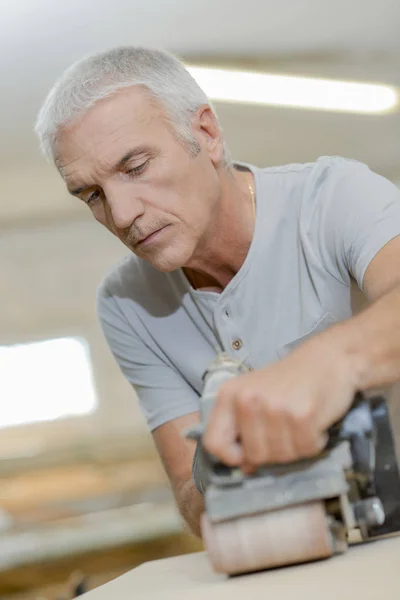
[105,185,144,230]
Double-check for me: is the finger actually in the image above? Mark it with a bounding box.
[294,430,328,458]
[203,392,243,466]
[241,459,258,475]
[290,406,329,458]
[315,389,355,433]
[317,431,329,452]
[263,408,297,464]
[236,392,269,466]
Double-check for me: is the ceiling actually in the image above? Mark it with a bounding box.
[1,0,400,224]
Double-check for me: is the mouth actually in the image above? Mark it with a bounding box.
[135,225,170,247]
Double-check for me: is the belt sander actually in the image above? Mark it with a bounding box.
[186,353,400,575]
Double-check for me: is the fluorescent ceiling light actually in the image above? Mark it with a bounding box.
[187,66,398,114]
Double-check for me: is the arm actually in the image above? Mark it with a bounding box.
[152,412,205,537]
[96,281,204,533]
[203,160,400,468]
[204,238,400,468]
[332,235,400,392]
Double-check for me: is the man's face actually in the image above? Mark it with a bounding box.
[56,86,223,271]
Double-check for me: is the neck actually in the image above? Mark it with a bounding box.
[183,166,256,292]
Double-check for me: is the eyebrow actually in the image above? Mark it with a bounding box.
[68,145,153,196]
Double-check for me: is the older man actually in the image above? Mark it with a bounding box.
[35,46,400,537]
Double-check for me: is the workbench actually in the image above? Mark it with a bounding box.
[82,534,400,599]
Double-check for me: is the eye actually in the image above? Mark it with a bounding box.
[125,160,149,178]
[85,189,102,206]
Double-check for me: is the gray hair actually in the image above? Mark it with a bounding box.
[35,46,231,165]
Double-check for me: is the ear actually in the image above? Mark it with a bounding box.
[192,105,224,165]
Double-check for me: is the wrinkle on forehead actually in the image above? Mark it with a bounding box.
[55,87,166,176]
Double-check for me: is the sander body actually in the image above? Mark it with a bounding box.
[186,353,400,575]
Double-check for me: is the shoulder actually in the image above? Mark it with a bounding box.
[304,155,372,188]
[280,155,383,223]
[96,253,158,317]
[302,155,399,211]
[97,252,168,301]
[96,255,138,317]
[97,253,141,299]
[95,253,161,338]
[251,156,359,221]
[258,155,368,183]
[96,252,181,326]
[254,156,363,207]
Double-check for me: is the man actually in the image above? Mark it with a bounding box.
[35,46,400,538]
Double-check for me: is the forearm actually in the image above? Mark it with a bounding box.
[328,284,400,391]
[176,479,204,538]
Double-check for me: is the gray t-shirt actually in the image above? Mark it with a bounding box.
[97,155,400,432]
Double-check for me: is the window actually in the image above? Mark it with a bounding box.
[0,337,97,428]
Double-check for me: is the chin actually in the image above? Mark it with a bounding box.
[139,244,193,273]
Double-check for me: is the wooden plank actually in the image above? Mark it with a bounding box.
[0,503,185,571]
[80,535,400,600]
[0,534,202,598]
[0,457,167,515]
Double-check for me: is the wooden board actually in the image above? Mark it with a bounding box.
[81,534,400,600]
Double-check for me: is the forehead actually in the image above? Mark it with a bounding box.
[55,86,166,171]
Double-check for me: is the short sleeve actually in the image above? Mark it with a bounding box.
[96,282,200,431]
[305,157,400,291]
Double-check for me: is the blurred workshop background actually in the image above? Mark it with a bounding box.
[0,0,399,598]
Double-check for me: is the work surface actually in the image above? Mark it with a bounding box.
[82,534,400,600]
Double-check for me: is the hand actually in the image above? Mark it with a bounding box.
[202,329,360,470]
